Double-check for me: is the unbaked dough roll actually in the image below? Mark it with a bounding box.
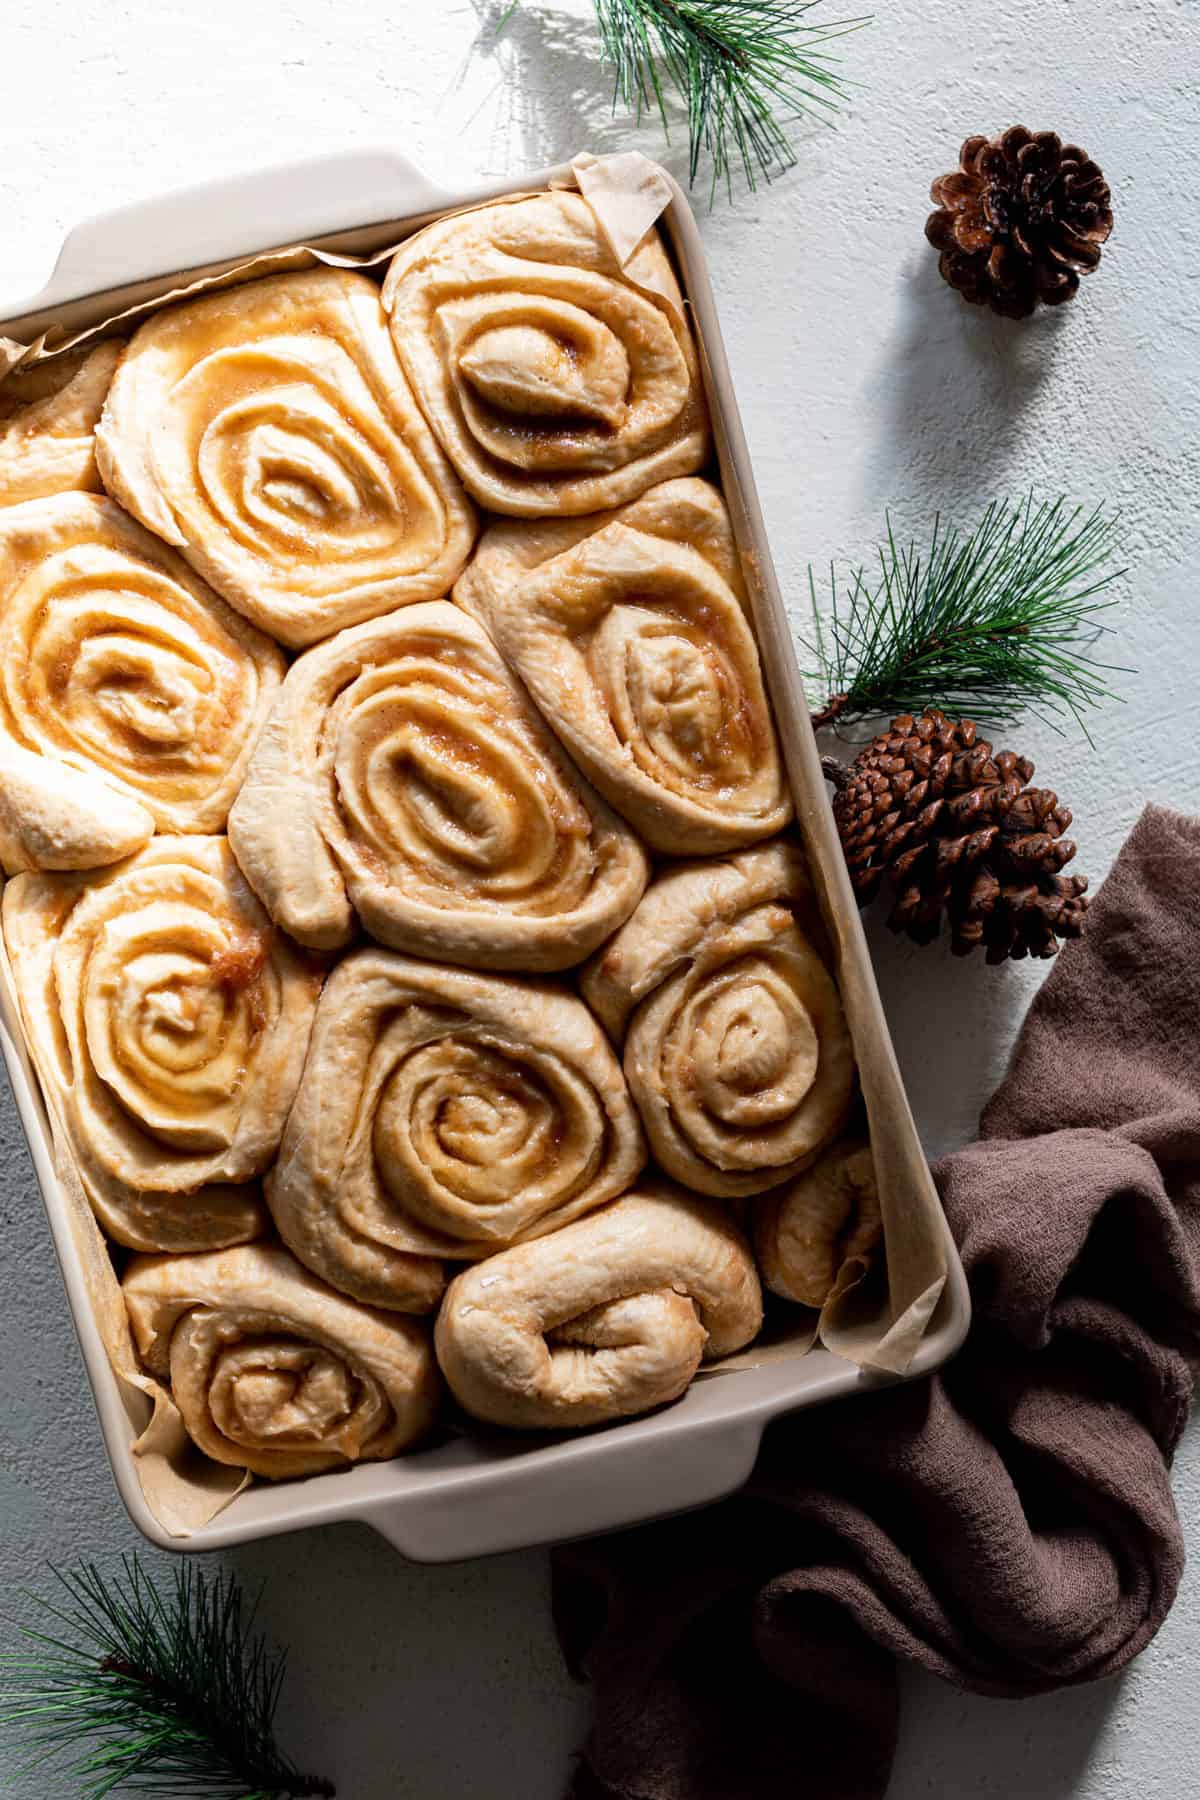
[753,1139,882,1308]
[95,270,476,647]
[454,479,791,853]
[582,840,855,1196]
[228,599,648,967]
[2,838,322,1251]
[267,948,646,1311]
[435,1182,762,1431]
[123,1243,439,1478]
[0,494,284,874]
[381,190,708,515]
[0,342,123,506]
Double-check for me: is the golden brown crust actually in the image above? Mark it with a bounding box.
[383,191,709,516]
[435,1182,762,1429]
[582,841,855,1196]
[123,1243,440,1477]
[266,948,647,1310]
[2,838,321,1251]
[227,599,648,967]
[454,479,791,854]
[753,1139,882,1307]
[0,342,122,506]
[96,270,476,647]
[0,494,284,874]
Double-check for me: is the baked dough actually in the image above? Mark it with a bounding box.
[454,478,791,853]
[0,342,123,507]
[754,1139,881,1307]
[227,599,648,966]
[123,1243,439,1477]
[2,838,321,1251]
[0,494,283,874]
[582,840,855,1196]
[267,948,646,1311]
[95,270,476,647]
[382,190,708,515]
[434,1182,762,1430]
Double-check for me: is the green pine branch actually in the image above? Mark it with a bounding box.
[594,0,870,193]
[0,1557,333,1800]
[802,494,1129,738]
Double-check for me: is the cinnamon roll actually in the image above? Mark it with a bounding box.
[0,342,123,507]
[267,948,646,1311]
[582,841,855,1196]
[0,494,283,874]
[454,479,791,853]
[227,599,648,966]
[753,1139,882,1308]
[435,1182,762,1430]
[123,1243,439,1477]
[2,837,321,1251]
[96,270,476,647]
[382,190,708,515]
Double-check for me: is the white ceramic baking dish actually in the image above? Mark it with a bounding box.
[0,149,970,1561]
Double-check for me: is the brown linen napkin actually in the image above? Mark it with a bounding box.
[554,803,1200,1800]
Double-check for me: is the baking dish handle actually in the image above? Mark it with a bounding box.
[21,149,449,315]
[361,1418,763,1564]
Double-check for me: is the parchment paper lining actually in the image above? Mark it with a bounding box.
[0,150,948,1537]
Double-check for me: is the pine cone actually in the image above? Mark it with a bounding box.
[926,127,1113,319]
[828,710,1089,964]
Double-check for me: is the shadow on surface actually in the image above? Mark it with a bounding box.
[859,248,1072,518]
[889,1665,1124,1800]
[454,0,694,187]
[227,1523,587,1800]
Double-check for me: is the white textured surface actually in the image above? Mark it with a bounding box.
[1,2,1199,1794]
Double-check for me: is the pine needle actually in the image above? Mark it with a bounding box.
[594,0,870,194]
[801,494,1129,738]
[0,1557,333,1799]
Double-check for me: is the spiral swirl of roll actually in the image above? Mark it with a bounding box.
[1,837,322,1250]
[266,947,646,1312]
[228,599,648,968]
[382,191,708,516]
[455,479,791,854]
[123,1244,439,1477]
[435,1183,762,1430]
[95,270,476,647]
[0,494,284,874]
[753,1139,882,1308]
[582,840,855,1197]
[0,341,123,507]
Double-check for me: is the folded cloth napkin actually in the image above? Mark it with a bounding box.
[554,803,1200,1800]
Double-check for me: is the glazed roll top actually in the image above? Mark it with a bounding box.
[0,342,123,507]
[227,599,648,967]
[583,840,855,1196]
[95,270,476,647]
[435,1183,762,1430]
[267,949,646,1310]
[123,1243,439,1477]
[754,1139,883,1308]
[0,495,284,873]
[382,191,709,515]
[2,838,321,1250]
[455,479,791,853]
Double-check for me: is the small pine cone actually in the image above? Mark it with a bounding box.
[828,710,1089,965]
[926,127,1113,318]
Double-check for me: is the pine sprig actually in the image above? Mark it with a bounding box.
[802,494,1128,737]
[0,1557,333,1800]
[594,0,869,193]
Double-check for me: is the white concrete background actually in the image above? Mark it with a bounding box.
[1,1,1198,1794]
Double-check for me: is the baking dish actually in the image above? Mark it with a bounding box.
[0,148,970,1561]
